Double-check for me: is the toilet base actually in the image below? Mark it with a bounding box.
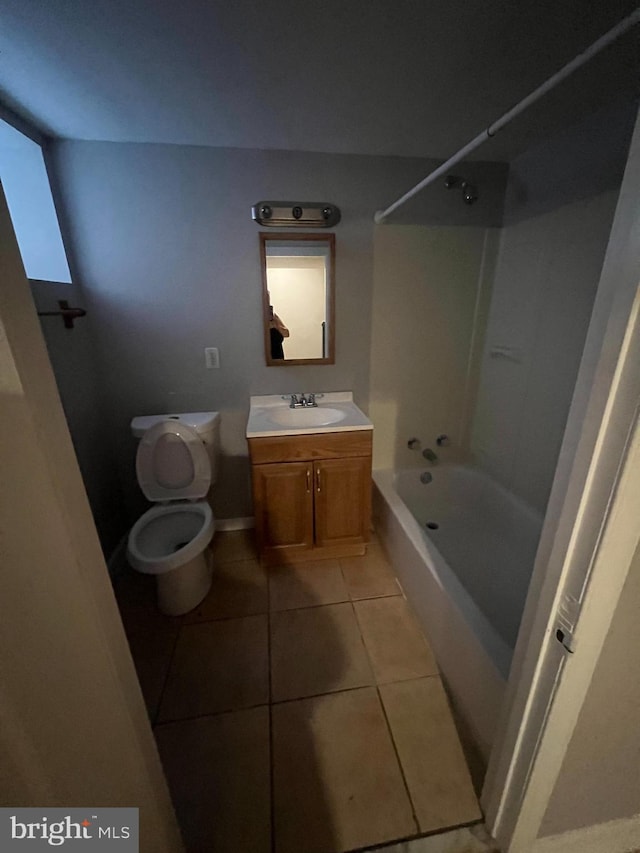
[156,549,213,615]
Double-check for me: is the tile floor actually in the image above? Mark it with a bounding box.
[365,824,499,853]
[114,531,483,853]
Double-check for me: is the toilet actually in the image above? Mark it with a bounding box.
[126,411,220,615]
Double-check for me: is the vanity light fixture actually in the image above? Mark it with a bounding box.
[252,201,341,228]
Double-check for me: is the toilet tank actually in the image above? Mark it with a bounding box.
[131,411,221,486]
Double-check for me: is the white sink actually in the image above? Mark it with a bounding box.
[268,406,347,428]
[246,392,373,438]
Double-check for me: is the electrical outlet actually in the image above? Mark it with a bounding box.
[204,347,220,369]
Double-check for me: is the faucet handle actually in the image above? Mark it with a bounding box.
[290,392,319,408]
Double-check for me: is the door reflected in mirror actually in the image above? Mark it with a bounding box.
[260,233,335,365]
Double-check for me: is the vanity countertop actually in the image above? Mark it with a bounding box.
[246,391,373,438]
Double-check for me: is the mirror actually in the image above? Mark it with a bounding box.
[260,232,335,365]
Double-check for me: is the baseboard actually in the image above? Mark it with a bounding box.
[216,516,255,532]
[533,814,640,853]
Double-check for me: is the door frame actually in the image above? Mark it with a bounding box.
[482,106,640,851]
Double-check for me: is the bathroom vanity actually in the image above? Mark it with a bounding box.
[246,393,373,565]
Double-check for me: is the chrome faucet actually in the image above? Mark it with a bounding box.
[289,393,317,408]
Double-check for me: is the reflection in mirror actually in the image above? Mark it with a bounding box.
[260,233,335,365]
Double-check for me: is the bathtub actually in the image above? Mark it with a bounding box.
[372,464,542,760]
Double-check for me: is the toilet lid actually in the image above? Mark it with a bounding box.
[136,420,211,502]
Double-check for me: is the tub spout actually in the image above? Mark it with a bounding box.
[422,448,438,463]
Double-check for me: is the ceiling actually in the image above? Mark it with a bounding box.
[0,0,637,161]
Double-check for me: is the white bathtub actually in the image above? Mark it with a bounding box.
[372,464,542,760]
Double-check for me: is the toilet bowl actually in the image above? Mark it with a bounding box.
[127,501,215,615]
[126,412,220,615]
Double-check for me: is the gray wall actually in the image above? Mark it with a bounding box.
[29,277,126,554]
[470,99,635,515]
[49,141,506,532]
[0,114,125,557]
[539,541,640,835]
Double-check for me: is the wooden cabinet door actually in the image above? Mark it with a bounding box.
[252,462,314,559]
[313,457,371,548]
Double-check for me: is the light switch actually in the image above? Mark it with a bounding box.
[204,347,220,369]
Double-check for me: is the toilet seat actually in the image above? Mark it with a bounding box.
[127,500,214,575]
[136,420,211,502]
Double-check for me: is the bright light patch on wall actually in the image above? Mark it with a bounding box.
[0,119,71,283]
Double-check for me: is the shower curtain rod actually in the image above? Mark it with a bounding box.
[374,7,640,224]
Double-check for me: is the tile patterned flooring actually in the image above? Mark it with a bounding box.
[114,531,483,853]
[367,824,499,853]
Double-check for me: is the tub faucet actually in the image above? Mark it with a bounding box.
[422,448,438,463]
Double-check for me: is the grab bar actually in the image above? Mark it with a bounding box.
[37,299,87,329]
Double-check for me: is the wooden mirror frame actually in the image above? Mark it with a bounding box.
[260,232,336,366]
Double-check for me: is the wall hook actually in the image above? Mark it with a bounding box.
[37,299,87,329]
